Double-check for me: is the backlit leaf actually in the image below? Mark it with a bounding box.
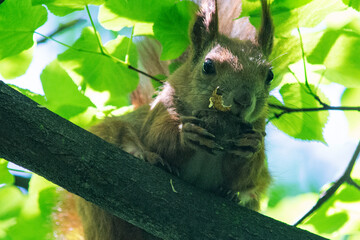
[241,0,346,36]
[304,182,360,237]
[0,159,14,185]
[0,186,24,220]
[7,175,57,240]
[98,0,174,31]
[0,44,34,80]
[153,1,198,60]
[269,83,329,143]
[32,0,104,16]
[341,88,360,138]
[40,60,95,119]
[0,0,47,60]
[58,27,138,107]
[307,10,360,88]
[342,0,360,10]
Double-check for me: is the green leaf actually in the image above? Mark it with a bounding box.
[336,179,360,202]
[306,9,360,88]
[342,0,360,10]
[305,182,360,236]
[7,175,57,240]
[265,193,318,224]
[0,186,25,220]
[307,210,349,234]
[269,83,329,143]
[40,60,95,119]
[58,27,139,107]
[242,0,313,29]
[0,44,34,80]
[270,36,302,88]
[320,34,360,88]
[0,0,47,60]
[341,88,360,138]
[242,0,346,36]
[152,75,166,89]
[0,159,14,185]
[32,0,104,16]
[262,2,347,88]
[133,23,154,36]
[153,1,198,60]
[98,0,175,31]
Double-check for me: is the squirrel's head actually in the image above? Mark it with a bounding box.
[184,0,274,124]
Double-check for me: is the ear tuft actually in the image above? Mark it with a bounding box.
[202,0,218,39]
[258,0,274,57]
[190,0,219,62]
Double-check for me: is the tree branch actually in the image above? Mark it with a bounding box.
[294,140,360,226]
[0,81,326,240]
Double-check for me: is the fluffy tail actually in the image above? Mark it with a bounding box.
[53,189,84,240]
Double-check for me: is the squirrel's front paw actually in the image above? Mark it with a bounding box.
[180,116,223,153]
[225,129,264,158]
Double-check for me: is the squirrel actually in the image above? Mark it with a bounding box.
[71,0,275,239]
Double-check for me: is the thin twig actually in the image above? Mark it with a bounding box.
[37,19,86,44]
[294,140,360,226]
[35,32,163,83]
[347,178,360,191]
[34,31,104,56]
[269,103,360,119]
[128,65,162,82]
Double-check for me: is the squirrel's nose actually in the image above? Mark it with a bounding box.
[233,92,252,108]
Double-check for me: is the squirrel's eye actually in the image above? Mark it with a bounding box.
[202,59,216,75]
[266,69,274,84]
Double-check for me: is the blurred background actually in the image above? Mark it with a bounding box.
[1,3,359,240]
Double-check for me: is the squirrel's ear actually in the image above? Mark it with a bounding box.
[258,0,274,57]
[190,0,218,61]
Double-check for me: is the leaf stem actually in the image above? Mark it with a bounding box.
[34,31,162,83]
[86,5,105,55]
[297,27,329,108]
[125,26,135,64]
[34,31,104,56]
[297,27,310,91]
[294,140,360,226]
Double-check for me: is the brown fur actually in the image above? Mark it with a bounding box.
[75,0,274,239]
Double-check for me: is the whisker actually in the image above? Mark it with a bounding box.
[269,52,288,64]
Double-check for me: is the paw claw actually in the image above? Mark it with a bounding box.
[181,116,221,153]
[225,130,263,158]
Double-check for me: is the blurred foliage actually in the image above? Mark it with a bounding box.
[0,162,57,240]
[342,88,360,138]
[0,0,359,239]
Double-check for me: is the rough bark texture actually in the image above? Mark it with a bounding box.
[0,81,327,240]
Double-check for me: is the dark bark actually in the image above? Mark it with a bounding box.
[0,81,326,240]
